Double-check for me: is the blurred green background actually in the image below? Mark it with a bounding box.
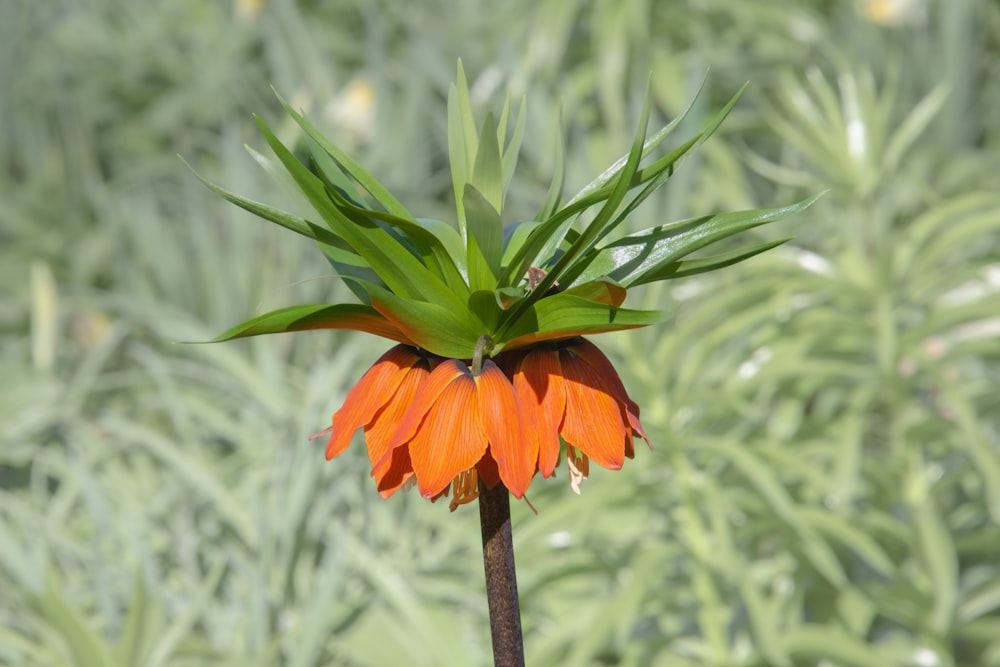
[3,0,999,665]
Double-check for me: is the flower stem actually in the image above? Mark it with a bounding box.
[478,481,525,667]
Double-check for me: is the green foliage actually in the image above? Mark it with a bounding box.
[2,0,999,666]
[204,64,802,358]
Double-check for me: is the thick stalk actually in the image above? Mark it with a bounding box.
[478,482,525,667]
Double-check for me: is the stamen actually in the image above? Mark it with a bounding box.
[449,468,481,511]
[566,445,589,495]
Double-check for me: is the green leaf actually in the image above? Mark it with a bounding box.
[565,76,709,206]
[447,60,480,230]
[497,79,653,339]
[913,497,958,636]
[797,508,897,578]
[503,81,714,291]
[364,283,488,358]
[318,176,469,297]
[470,112,503,214]
[464,184,503,290]
[275,89,413,220]
[534,109,566,222]
[208,304,411,344]
[182,158,353,251]
[572,238,792,286]
[500,293,660,350]
[30,573,116,667]
[589,195,820,287]
[114,573,163,667]
[784,626,892,667]
[467,290,506,331]
[501,220,540,270]
[255,115,464,308]
[501,96,528,200]
[698,439,847,587]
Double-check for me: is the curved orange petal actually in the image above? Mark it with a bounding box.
[326,345,421,459]
[475,450,501,490]
[511,348,565,478]
[571,339,648,446]
[383,358,466,457]
[559,348,627,470]
[375,445,414,498]
[404,360,490,498]
[365,359,431,467]
[476,360,536,498]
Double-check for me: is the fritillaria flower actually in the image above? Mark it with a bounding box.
[200,62,813,665]
[204,65,810,503]
[316,336,651,509]
[503,338,648,491]
[317,344,528,506]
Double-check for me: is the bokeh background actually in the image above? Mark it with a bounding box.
[3,0,1000,665]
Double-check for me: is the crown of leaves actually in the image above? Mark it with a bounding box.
[191,64,815,357]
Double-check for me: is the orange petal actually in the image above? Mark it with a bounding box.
[375,445,414,498]
[625,397,650,449]
[571,339,648,444]
[384,358,466,456]
[511,348,565,478]
[475,449,501,490]
[559,348,627,470]
[365,359,431,467]
[476,360,536,498]
[405,360,490,498]
[326,345,421,459]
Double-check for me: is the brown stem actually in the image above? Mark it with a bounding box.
[478,481,525,667]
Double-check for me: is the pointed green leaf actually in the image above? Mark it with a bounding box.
[30,574,116,667]
[501,96,528,200]
[572,238,792,286]
[464,184,503,290]
[115,573,163,667]
[582,195,820,288]
[501,220,540,270]
[275,89,413,220]
[496,94,511,151]
[209,304,412,344]
[364,283,487,358]
[447,60,480,230]
[500,293,660,350]
[318,175,469,297]
[534,109,566,222]
[471,112,503,213]
[455,60,479,178]
[565,76,708,205]
[255,115,464,309]
[447,84,470,229]
[497,79,653,339]
[183,158,352,251]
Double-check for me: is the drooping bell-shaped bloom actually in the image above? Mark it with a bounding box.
[318,344,436,498]
[319,345,536,503]
[502,338,648,490]
[208,64,812,507]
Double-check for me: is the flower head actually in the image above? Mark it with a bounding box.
[319,344,535,504]
[318,337,649,504]
[205,63,813,506]
[502,338,648,490]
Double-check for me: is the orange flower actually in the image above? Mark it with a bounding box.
[320,345,435,497]
[503,338,647,489]
[320,339,646,505]
[320,344,534,503]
